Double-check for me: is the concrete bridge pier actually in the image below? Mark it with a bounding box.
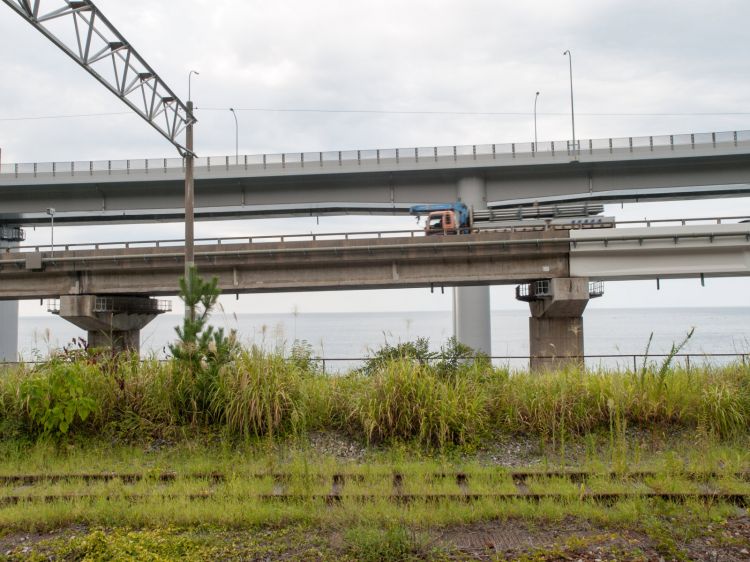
[54,295,170,354]
[0,227,24,362]
[517,277,601,371]
[452,175,492,355]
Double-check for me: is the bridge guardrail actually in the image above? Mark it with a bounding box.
[4,216,750,255]
[4,228,749,267]
[2,130,750,178]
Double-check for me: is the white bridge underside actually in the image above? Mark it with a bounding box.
[570,225,750,280]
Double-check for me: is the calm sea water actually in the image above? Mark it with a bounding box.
[18,308,750,371]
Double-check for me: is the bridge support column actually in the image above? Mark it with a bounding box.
[0,227,24,362]
[518,278,600,371]
[54,295,170,354]
[452,176,491,354]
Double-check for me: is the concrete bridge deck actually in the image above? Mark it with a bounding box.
[1,223,748,301]
[0,230,571,299]
[2,130,750,225]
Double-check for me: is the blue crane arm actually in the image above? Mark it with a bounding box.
[409,204,456,214]
[409,202,470,227]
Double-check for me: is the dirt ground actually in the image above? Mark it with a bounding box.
[438,515,750,561]
[1,515,749,561]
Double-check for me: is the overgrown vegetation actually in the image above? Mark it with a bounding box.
[1,350,749,447]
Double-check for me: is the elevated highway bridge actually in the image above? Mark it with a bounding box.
[2,129,750,366]
[1,130,750,226]
[2,220,749,369]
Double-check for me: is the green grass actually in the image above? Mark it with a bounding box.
[1,352,749,448]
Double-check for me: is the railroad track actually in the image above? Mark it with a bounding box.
[1,469,748,506]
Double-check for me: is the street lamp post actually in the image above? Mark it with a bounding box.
[229,108,239,165]
[562,50,576,155]
[533,91,540,151]
[185,70,199,320]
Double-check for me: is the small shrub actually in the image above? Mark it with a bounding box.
[21,361,98,437]
[434,336,490,379]
[289,339,323,374]
[360,337,436,376]
[361,336,489,380]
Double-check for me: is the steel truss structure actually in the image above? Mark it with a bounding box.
[1,0,193,154]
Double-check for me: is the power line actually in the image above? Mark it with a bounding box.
[0,111,132,122]
[2,108,750,122]
[197,107,750,117]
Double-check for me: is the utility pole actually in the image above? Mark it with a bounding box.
[533,91,540,150]
[184,100,195,319]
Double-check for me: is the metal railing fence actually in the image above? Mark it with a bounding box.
[5,215,750,255]
[1,352,747,374]
[2,130,749,178]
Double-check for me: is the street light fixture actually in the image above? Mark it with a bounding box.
[188,70,199,103]
[533,91,540,151]
[229,108,239,165]
[562,50,576,156]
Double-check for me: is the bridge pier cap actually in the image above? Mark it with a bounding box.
[55,295,169,355]
[452,176,492,355]
[521,277,593,372]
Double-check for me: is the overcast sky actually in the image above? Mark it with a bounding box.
[1,0,749,316]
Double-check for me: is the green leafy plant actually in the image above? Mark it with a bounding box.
[21,362,97,437]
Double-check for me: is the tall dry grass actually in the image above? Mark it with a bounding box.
[490,363,750,439]
[0,352,748,445]
[348,359,489,448]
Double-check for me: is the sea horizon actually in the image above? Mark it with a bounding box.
[16,306,750,370]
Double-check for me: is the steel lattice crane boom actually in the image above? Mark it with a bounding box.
[1,0,194,154]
